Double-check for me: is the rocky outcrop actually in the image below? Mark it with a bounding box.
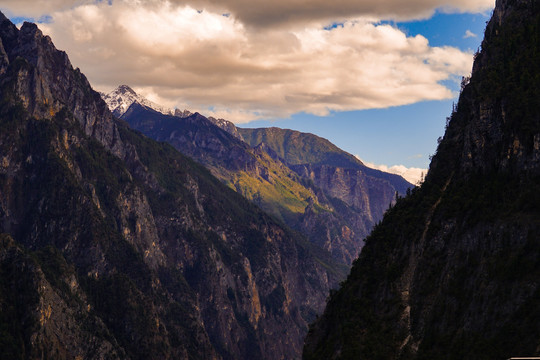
[0,13,344,360]
[0,235,127,359]
[174,108,193,118]
[207,116,244,141]
[0,18,123,158]
[304,1,540,359]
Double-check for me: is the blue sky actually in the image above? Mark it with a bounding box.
[243,11,491,170]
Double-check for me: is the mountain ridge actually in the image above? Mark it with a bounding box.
[102,84,192,119]
[112,92,408,265]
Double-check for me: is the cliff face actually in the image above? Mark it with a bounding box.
[0,14,343,360]
[291,164,397,224]
[304,1,540,359]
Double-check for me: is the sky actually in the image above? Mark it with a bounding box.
[1,0,494,184]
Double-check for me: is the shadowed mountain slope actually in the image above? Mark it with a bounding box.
[304,0,540,359]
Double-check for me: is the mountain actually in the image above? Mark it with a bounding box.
[114,99,373,265]
[0,13,345,360]
[304,0,540,358]
[239,127,411,224]
[108,89,413,265]
[102,84,192,118]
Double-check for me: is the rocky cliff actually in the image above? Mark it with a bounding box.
[0,13,344,360]
[304,0,540,359]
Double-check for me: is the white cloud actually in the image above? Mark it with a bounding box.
[463,29,478,38]
[27,0,478,123]
[358,157,427,185]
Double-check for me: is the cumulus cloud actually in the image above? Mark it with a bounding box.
[358,157,427,185]
[26,0,479,122]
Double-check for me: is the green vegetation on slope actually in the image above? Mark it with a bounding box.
[239,127,363,168]
[223,152,329,225]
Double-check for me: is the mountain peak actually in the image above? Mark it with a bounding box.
[0,13,121,156]
[174,108,192,118]
[0,11,19,54]
[116,84,137,95]
[207,115,243,140]
[102,84,174,117]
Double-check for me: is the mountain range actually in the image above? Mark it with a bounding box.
[304,0,540,358]
[2,0,535,358]
[103,86,411,265]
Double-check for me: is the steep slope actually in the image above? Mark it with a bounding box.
[239,127,411,223]
[0,14,344,360]
[304,0,540,359]
[118,100,372,265]
[239,127,364,168]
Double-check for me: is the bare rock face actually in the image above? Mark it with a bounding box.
[2,21,123,158]
[291,164,397,223]
[174,108,193,118]
[0,235,126,359]
[0,13,343,360]
[239,127,411,263]
[304,1,540,359]
[207,116,244,141]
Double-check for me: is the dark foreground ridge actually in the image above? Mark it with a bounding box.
[304,0,540,358]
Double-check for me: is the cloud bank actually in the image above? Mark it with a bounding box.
[1,0,494,122]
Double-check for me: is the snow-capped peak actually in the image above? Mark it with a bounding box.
[102,85,174,117]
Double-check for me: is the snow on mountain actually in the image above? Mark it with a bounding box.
[207,116,243,140]
[102,85,176,117]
